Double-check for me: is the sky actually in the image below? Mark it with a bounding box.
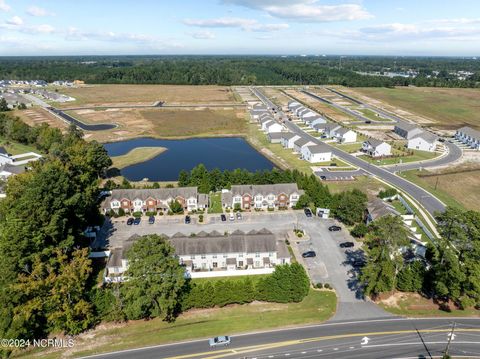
[0,0,479,56]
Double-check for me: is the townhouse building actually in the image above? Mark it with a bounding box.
[221,183,304,210]
[456,126,480,150]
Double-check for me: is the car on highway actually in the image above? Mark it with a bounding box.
[365,120,372,124]
[209,336,231,348]
[229,213,235,221]
[133,217,141,225]
[328,225,341,232]
[304,208,313,217]
[185,215,191,224]
[302,251,316,258]
[236,212,242,220]
[340,241,354,248]
[220,214,226,222]
[126,217,134,225]
[148,216,155,224]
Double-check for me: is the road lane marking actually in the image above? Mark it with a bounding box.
[166,328,480,359]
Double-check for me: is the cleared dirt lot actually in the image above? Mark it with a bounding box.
[347,86,480,131]
[68,107,247,142]
[13,107,68,131]
[58,85,237,107]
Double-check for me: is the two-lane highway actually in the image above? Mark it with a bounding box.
[82,318,480,359]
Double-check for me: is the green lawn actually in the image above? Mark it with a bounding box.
[359,149,438,166]
[192,274,269,284]
[325,175,388,194]
[335,142,362,153]
[390,200,408,215]
[28,290,336,359]
[356,108,391,122]
[208,192,224,213]
[0,136,38,155]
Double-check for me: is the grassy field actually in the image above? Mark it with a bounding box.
[399,166,480,211]
[325,175,388,196]
[359,149,438,166]
[352,87,480,130]
[58,85,237,107]
[28,290,336,359]
[110,147,167,169]
[357,108,391,122]
[208,192,224,213]
[399,169,466,210]
[69,108,246,142]
[379,292,480,317]
[0,136,38,155]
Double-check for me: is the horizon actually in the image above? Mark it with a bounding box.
[1,0,479,56]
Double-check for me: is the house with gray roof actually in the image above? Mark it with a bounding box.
[407,131,438,152]
[333,127,357,143]
[280,132,301,148]
[365,198,401,224]
[268,132,283,143]
[301,144,332,163]
[105,229,291,282]
[0,163,26,180]
[102,187,204,214]
[394,123,424,139]
[293,136,315,153]
[362,139,392,157]
[456,126,480,150]
[222,183,304,210]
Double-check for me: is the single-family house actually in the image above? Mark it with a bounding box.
[0,163,26,180]
[312,123,329,133]
[301,144,332,163]
[394,123,423,139]
[293,137,315,153]
[102,187,205,214]
[365,198,401,224]
[362,139,392,157]
[268,132,283,143]
[264,121,283,133]
[455,126,480,150]
[309,116,327,128]
[260,117,274,130]
[333,128,357,143]
[407,131,438,152]
[280,133,301,148]
[288,101,301,113]
[222,183,304,210]
[0,149,13,166]
[323,123,342,138]
[250,109,269,121]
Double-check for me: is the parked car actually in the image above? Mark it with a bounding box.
[185,215,191,224]
[328,225,341,232]
[229,213,235,221]
[220,214,226,222]
[209,336,231,348]
[330,163,337,167]
[339,241,354,248]
[365,120,372,124]
[126,217,134,225]
[302,251,316,258]
[133,217,141,225]
[148,216,155,224]
[320,175,327,180]
[438,137,446,142]
[236,212,242,220]
[304,208,313,217]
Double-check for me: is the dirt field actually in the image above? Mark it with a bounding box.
[13,107,68,131]
[68,108,247,142]
[347,87,480,131]
[58,85,237,107]
[261,87,291,108]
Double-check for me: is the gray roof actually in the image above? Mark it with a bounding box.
[0,146,7,155]
[313,123,329,130]
[395,122,421,133]
[457,126,480,141]
[294,137,313,147]
[0,163,25,175]
[198,193,209,207]
[305,144,331,154]
[268,132,284,140]
[276,240,290,258]
[367,198,400,221]
[104,187,198,208]
[325,123,341,132]
[230,183,303,197]
[170,228,277,255]
[280,132,298,140]
[364,138,386,148]
[335,127,353,136]
[412,131,438,143]
[221,191,232,207]
[107,235,137,268]
[260,117,274,124]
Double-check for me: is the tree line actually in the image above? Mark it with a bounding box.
[1,56,479,87]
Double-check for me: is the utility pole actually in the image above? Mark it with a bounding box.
[434,176,439,190]
[444,321,456,358]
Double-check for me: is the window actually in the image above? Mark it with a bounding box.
[268,195,274,200]
[201,254,206,259]
[213,262,218,268]
[269,252,274,257]
[234,197,241,203]
[201,263,206,269]
[223,254,228,258]
[238,253,243,258]
[212,255,217,259]
[291,195,298,200]
[255,261,260,267]
[190,255,195,260]
[255,252,260,258]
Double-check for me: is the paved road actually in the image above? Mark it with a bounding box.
[251,87,447,216]
[81,318,480,359]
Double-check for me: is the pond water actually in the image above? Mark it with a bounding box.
[104,137,276,181]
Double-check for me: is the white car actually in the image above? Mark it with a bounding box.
[209,336,231,347]
[229,213,235,221]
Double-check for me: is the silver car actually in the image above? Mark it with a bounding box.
[209,336,231,348]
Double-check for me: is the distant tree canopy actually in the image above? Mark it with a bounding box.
[1,56,479,88]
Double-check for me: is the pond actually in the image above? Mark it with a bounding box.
[104,137,276,181]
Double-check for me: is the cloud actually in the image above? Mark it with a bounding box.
[26,6,55,17]
[189,30,216,39]
[222,0,373,22]
[0,0,10,12]
[6,15,23,25]
[183,17,289,32]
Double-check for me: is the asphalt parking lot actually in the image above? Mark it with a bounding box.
[97,210,391,320]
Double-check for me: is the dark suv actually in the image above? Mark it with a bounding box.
[126,217,134,225]
[302,251,316,258]
[339,241,354,248]
[304,208,313,217]
[328,225,341,232]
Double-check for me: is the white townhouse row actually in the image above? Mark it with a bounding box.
[456,126,480,150]
[105,229,291,282]
[311,123,357,143]
[287,101,322,124]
